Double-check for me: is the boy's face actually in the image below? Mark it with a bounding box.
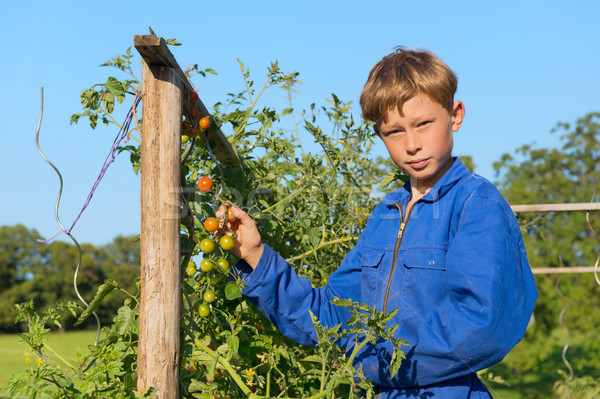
[375,94,465,195]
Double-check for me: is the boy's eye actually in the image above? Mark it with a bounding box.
[418,120,431,127]
[385,129,404,136]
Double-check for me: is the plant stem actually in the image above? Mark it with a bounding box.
[260,188,303,214]
[286,88,306,157]
[286,237,357,263]
[43,343,75,369]
[195,341,252,396]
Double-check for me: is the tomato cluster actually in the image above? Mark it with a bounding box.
[181,89,212,142]
[183,176,238,320]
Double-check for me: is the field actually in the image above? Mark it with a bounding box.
[0,329,594,398]
[0,330,98,392]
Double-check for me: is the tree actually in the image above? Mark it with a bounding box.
[491,112,600,396]
[0,225,140,332]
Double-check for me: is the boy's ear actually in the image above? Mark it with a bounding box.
[451,101,465,132]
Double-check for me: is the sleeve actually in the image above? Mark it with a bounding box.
[362,194,538,387]
[231,237,365,347]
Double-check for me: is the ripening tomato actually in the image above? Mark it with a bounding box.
[217,258,230,271]
[181,135,190,144]
[199,116,210,130]
[188,90,199,103]
[200,259,215,272]
[219,235,235,251]
[200,238,216,253]
[204,217,219,232]
[197,177,213,193]
[198,304,210,317]
[203,290,216,303]
[226,208,236,222]
[182,120,192,133]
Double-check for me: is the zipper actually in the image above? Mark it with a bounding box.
[376,200,413,399]
[382,201,411,314]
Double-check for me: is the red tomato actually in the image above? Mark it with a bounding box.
[189,107,201,120]
[188,90,199,103]
[188,124,201,138]
[182,120,192,133]
[197,177,213,193]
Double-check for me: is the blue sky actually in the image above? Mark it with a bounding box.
[1,1,599,245]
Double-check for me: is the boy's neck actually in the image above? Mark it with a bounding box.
[408,156,455,201]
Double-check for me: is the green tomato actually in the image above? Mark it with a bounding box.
[185,264,197,277]
[200,259,215,272]
[217,258,230,271]
[198,303,210,318]
[219,235,235,251]
[203,290,216,303]
[200,238,216,253]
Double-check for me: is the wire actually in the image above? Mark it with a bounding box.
[35,87,102,345]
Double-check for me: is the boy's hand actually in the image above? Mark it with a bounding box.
[218,205,263,269]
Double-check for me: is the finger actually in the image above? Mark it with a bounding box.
[215,204,226,219]
[230,205,247,221]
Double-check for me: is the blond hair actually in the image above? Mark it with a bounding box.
[360,47,457,124]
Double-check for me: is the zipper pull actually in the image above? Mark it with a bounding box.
[397,222,405,238]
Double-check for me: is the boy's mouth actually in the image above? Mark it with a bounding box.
[408,158,429,169]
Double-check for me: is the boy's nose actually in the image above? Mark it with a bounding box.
[405,131,422,153]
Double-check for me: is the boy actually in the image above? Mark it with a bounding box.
[224,47,538,398]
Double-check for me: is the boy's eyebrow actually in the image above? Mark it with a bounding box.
[381,113,437,130]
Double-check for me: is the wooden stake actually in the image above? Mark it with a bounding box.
[137,64,182,398]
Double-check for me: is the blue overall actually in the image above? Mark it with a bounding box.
[233,158,538,398]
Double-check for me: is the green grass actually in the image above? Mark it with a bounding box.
[0,330,98,390]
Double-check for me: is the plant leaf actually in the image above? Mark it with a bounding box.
[224,281,242,300]
[75,279,119,325]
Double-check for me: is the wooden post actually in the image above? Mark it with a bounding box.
[134,35,243,169]
[137,64,182,398]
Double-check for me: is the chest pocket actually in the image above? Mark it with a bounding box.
[360,248,385,306]
[394,248,448,318]
[400,248,447,271]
